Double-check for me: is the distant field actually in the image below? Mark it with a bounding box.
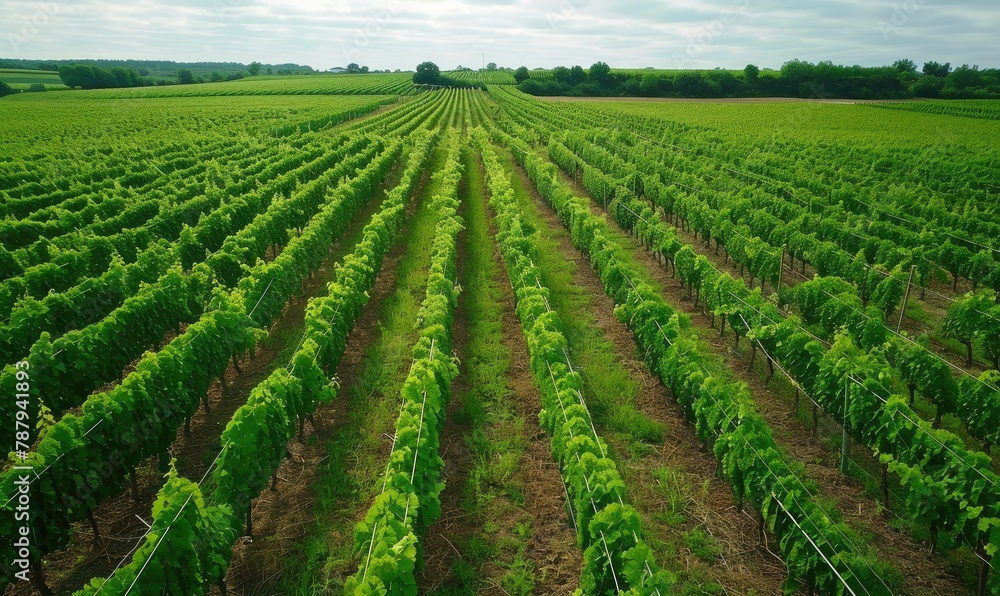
[551,96,1000,149]
[0,70,411,95]
[446,70,517,85]
[85,72,414,97]
[864,98,1000,120]
[0,68,68,90]
[0,93,397,156]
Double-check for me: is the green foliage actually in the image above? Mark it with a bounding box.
[943,291,1000,368]
[58,63,146,89]
[344,132,464,592]
[75,467,235,595]
[485,102,903,593]
[958,371,1000,451]
[0,92,449,591]
[683,528,721,563]
[518,59,1000,99]
[475,129,674,594]
[413,61,441,85]
[487,90,1000,586]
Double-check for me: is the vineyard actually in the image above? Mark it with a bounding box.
[446,71,518,86]
[1,75,999,596]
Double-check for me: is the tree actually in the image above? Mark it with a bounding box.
[568,65,587,86]
[110,66,133,88]
[248,61,262,76]
[639,72,661,97]
[58,64,83,88]
[177,69,195,84]
[948,64,981,90]
[210,71,225,82]
[893,59,917,73]
[0,81,15,97]
[486,62,498,71]
[514,66,530,84]
[413,61,442,85]
[62,64,98,89]
[588,61,612,86]
[675,71,706,96]
[744,64,760,82]
[27,83,46,92]
[551,66,571,84]
[911,74,944,98]
[922,61,951,78]
[266,68,273,75]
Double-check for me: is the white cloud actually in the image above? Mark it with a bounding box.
[1,0,996,70]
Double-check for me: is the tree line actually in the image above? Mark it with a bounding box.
[57,62,264,89]
[515,60,1000,100]
[0,58,314,79]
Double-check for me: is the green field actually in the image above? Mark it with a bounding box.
[1,75,999,596]
[0,68,68,90]
[86,72,415,97]
[553,97,1000,148]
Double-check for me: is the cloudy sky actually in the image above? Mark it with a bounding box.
[3,0,997,71]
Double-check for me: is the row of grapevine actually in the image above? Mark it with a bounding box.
[72,119,445,595]
[89,75,415,98]
[531,104,1000,582]
[783,278,1000,432]
[494,86,1000,299]
[0,135,363,349]
[343,130,465,593]
[0,133,356,324]
[865,100,1000,121]
[484,118,893,592]
[496,92,1000,460]
[446,70,518,85]
[545,130,1000,443]
[505,101,1000,590]
[562,95,1000,292]
[0,138,384,452]
[0,132,405,590]
[474,128,674,594]
[560,122,1000,462]
[1,136,233,243]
